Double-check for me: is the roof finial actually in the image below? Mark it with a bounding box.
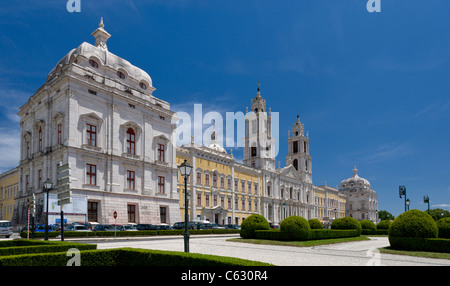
[257,81,260,91]
[353,165,358,176]
[99,17,104,28]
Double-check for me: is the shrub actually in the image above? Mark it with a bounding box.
[331,217,362,236]
[376,220,392,230]
[280,216,310,241]
[360,220,376,234]
[308,219,323,229]
[240,214,270,239]
[436,218,450,239]
[389,209,438,239]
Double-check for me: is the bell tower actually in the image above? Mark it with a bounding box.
[286,112,312,183]
[243,83,276,171]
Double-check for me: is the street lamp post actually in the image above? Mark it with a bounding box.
[43,178,53,241]
[399,186,407,212]
[424,196,430,214]
[178,160,192,253]
[406,198,410,211]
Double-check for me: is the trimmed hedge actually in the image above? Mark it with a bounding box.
[255,229,359,241]
[240,214,270,239]
[376,220,392,230]
[437,218,450,239]
[0,240,96,257]
[388,237,450,253]
[308,219,324,229]
[0,248,273,266]
[331,217,362,236]
[389,209,438,238]
[280,216,310,241]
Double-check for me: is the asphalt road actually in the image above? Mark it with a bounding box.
[75,234,450,266]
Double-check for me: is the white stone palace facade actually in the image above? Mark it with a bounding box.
[10,19,378,228]
[13,19,181,226]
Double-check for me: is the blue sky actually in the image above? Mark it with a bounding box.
[0,0,449,217]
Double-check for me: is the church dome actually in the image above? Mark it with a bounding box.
[340,166,371,188]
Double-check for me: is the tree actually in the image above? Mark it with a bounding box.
[428,208,450,221]
[378,210,394,221]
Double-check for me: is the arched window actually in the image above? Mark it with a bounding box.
[126,128,135,155]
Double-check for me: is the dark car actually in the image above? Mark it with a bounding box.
[93,224,115,231]
[224,224,241,229]
[136,224,157,231]
[173,221,196,230]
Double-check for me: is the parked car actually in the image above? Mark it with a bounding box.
[136,224,157,231]
[70,225,91,231]
[0,220,13,238]
[35,224,52,232]
[93,224,115,231]
[172,221,196,230]
[156,223,172,230]
[71,222,92,230]
[224,224,241,229]
[124,224,137,231]
[114,225,125,231]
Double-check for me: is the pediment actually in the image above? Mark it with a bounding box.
[280,165,302,180]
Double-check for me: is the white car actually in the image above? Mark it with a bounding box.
[0,220,13,238]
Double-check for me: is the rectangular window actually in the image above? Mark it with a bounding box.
[127,170,135,190]
[221,196,224,208]
[212,173,217,187]
[220,177,224,189]
[241,181,245,193]
[157,144,165,161]
[205,174,210,186]
[205,194,210,207]
[197,194,201,206]
[213,195,217,206]
[235,197,239,210]
[158,176,165,193]
[86,124,96,147]
[227,178,231,190]
[196,172,201,185]
[86,164,97,185]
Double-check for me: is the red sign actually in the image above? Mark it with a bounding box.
[113,211,117,219]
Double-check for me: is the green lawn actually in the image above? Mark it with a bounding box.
[227,235,370,247]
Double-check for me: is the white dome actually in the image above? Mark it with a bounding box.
[340,166,371,188]
[47,18,153,88]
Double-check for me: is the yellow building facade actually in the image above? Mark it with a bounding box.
[313,184,346,227]
[0,167,19,221]
[176,135,262,225]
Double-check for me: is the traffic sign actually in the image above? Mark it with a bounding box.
[113,211,117,219]
[57,162,72,206]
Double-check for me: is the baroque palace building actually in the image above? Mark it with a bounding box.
[12,19,181,227]
[6,19,377,229]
